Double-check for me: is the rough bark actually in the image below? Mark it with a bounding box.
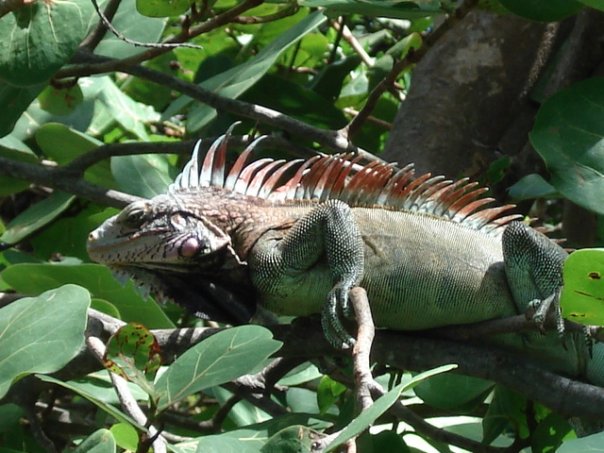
[382,10,549,177]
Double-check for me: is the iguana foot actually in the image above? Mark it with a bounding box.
[322,283,356,349]
[526,287,564,336]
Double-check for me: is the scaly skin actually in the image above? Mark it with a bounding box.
[87,134,604,387]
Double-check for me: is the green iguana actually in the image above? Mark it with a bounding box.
[87,126,604,386]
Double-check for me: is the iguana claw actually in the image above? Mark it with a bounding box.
[526,287,564,336]
[322,284,356,349]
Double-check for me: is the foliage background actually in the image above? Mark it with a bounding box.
[1,0,604,451]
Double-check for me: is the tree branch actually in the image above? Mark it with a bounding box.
[0,156,140,208]
[57,52,379,160]
[55,0,263,79]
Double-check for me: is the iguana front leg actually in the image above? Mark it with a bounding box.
[502,221,568,332]
[250,200,365,348]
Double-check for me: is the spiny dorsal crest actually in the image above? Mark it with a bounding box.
[169,126,520,237]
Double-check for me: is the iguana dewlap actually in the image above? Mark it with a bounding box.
[87,128,604,386]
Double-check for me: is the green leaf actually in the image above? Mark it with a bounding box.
[530,78,604,215]
[103,323,161,397]
[0,82,45,137]
[578,0,604,11]
[0,192,75,245]
[326,364,456,450]
[0,263,174,328]
[0,404,24,434]
[165,11,327,132]
[260,425,315,453]
[194,436,262,453]
[561,249,604,325]
[38,85,83,115]
[37,374,144,428]
[300,0,441,19]
[531,413,572,453]
[482,386,528,444]
[242,74,347,130]
[94,0,167,59]
[558,430,604,452]
[72,429,117,453]
[31,205,116,261]
[0,284,90,398]
[155,326,282,410]
[0,0,94,86]
[508,174,558,201]
[317,375,347,414]
[111,154,174,198]
[499,0,582,21]
[137,0,191,17]
[414,374,493,410]
[35,123,117,189]
[110,422,138,451]
[96,79,160,140]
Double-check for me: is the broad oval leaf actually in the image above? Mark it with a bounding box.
[508,173,558,201]
[35,123,116,189]
[38,85,84,116]
[0,263,174,328]
[530,78,604,215]
[561,248,604,325]
[94,0,166,59]
[155,326,282,410]
[111,154,174,198]
[0,0,94,86]
[72,429,117,453]
[0,192,75,245]
[103,323,161,397]
[0,284,90,398]
[0,82,45,136]
[414,373,493,410]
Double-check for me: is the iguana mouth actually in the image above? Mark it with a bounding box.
[110,264,257,325]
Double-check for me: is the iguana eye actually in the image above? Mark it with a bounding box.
[170,213,187,228]
[116,201,149,227]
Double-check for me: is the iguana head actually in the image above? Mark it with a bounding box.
[87,192,255,323]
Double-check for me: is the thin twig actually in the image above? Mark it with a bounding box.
[331,20,374,66]
[345,0,479,137]
[55,0,263,79]
[87,336,167,453]
[89,0,202,50]
[61,135,318,176]
[80,0,123,51]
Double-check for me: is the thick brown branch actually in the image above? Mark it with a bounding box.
[61,135,318,176]
[0,156,140,208]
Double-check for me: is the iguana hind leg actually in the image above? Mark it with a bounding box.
[502,221,568,332]
[250,199,364,348]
